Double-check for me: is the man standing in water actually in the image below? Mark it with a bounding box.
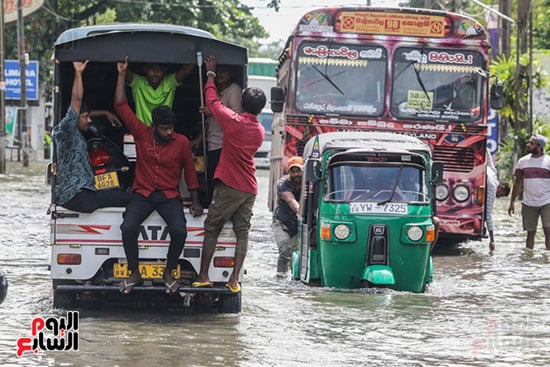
[508,134,550,250]
[192,55,265,293]
[272,156,303,278]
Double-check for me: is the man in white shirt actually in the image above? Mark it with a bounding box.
[508,134,550,250]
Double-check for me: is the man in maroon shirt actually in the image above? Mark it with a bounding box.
[115,57,203,295]
[192,55,266,293]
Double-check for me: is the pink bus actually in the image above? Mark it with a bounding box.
[269,7,502,243]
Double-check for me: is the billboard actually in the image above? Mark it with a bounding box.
[4,60,39,101]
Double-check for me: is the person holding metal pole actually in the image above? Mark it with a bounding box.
[192,55,265,293]
[192,52,242,206]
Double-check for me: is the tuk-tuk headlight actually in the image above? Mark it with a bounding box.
[333,224,350,240]
[406,226,424,242]
[452,184,470,202]
[435,184,449,201]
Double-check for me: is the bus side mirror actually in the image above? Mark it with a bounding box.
[305,158,322,182]
[271,87,284,113]
[431,161,444,184]
[490,83,504,110]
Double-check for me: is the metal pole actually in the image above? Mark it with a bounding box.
[0,0,6,173]
[196,51,208,200]
[17,0,28,167]
[529,3,533,134]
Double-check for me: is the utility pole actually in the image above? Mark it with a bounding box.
[0,0,6,173]
[17,0,28,167]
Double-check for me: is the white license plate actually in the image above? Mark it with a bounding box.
[349,202,408,215]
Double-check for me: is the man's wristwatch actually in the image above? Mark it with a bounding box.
[206,71,216,78]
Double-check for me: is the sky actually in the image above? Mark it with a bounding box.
[242,0,403,42]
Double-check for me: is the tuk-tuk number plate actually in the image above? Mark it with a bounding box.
[94,171,120,190]
[350,202,408,214]
[114,263,181,279]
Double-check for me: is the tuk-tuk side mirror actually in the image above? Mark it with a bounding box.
[305,158,322,182]
[431,161,444,184]
[490,83,504,110]
[271,87,284,113]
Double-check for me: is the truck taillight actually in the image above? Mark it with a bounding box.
[213,257,235,267]
[89,146,111,167]
[57,254,81,265]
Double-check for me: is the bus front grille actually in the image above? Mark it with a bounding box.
[432,146,474,172]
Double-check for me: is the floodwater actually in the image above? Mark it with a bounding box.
[1,162,549,367]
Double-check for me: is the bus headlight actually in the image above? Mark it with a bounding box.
[406,226,424,242]
[333,224,350,240]
[452,184,470,202]
[435,184,449,201]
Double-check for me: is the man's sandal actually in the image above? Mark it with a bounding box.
[163,273,179,295]
[119,272,142,295]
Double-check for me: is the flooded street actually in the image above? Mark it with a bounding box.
[1,163,549,366]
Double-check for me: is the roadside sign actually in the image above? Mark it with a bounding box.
[4,60,39,101]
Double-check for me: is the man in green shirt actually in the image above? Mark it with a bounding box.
[125,61,194,125]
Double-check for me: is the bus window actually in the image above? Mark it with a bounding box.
[295,42,386,116]
[390,47,484,122]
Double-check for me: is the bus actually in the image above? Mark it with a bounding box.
[269,7,501,242]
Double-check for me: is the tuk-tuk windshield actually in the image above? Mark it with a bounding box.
[325,163,429,203]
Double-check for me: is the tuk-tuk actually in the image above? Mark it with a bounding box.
[293,131,443,293]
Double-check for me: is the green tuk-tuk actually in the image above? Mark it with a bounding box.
[292,132,443,293]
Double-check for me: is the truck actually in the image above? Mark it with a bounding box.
[293,131,442,293]
[48,24,249,313]
[247,62,276,169]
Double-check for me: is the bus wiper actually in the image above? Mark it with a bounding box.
[412,62,431,103]
[311,65,345,95]
[377,165,404,206]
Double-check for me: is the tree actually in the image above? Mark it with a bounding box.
[2,0,274,99]
[532,0,550,49]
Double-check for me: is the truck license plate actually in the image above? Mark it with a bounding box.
[114,263,181,279]
[94,171,120,190]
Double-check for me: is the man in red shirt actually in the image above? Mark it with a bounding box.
[115,57,203,295]
[192,55,266,293]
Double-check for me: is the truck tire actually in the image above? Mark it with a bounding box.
[218,292,241,313]
[53,290,77,309]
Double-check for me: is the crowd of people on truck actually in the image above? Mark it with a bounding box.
[52,55,550,295]
[53,56,266,295]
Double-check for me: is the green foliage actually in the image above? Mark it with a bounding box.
[3,0,275,101]
[533,0,550,49]
[489,53,548,126]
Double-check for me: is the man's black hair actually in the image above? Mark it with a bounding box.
[80,102,91,115]
[498,181,511,197]
[151,105,177,126]
[242,87,266,115]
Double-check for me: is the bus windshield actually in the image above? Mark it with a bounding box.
[295,42,386,116]
[391,47,485,122]
[325,164,429,204]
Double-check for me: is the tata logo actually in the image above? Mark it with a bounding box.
[139,225,170,240]
[444,134,465,144]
